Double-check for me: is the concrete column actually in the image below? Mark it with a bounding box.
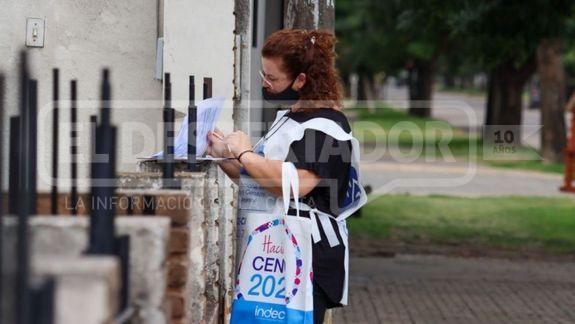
[119,166,229,323]
[233,0,253,133]
[119,163,235,323]
[33,256,120,324]
[204,165,221,322]
[116,185,206,324]
[217,168,238,324]
[180,174,207,324]
[27,216,171,324]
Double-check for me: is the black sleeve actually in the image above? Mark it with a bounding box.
[285,129,352,182]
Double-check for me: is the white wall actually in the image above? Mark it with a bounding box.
[0,0,237,193]
[163,0,236,134]
[0,0,162,192]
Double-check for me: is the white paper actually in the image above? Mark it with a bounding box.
[197,156,236,161]
[152,96,225,159]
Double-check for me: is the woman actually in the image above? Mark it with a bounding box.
[207,29,365,324]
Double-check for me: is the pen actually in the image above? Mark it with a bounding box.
[210,130,233,156]
[211,131,224,141]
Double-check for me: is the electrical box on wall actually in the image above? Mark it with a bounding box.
[26,18,45,47]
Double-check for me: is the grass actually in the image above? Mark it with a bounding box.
[349,105,565,174]
[488,159,565,174]
[350,105,476,155]
[482,144,565,174]
[348,195,575,254]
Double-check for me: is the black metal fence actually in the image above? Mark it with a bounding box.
[0,51,55,324]
[1,49,210,324]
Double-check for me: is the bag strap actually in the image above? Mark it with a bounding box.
[282,162,300,217]
[282,118,367,221]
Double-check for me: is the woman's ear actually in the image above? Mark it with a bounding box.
[292,73,306,91]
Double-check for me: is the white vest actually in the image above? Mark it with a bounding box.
[250,109,368,305]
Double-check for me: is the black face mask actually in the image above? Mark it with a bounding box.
[262,79,300,106]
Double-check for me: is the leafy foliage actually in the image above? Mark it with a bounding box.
[336,0,575,79]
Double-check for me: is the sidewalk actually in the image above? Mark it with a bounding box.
[360,160,571,197]
[334,255,575,324]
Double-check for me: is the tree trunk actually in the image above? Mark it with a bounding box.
[485,70,499,125]
[496,73,524,125]
[361,75,376,112]
[537,38,567,163]
[357,74,367,101]
[408,60,434,118]
[485,58,536,144]
[443,74,455,88]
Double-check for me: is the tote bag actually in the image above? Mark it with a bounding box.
[231,162,314,323]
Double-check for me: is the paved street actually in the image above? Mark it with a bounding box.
[334,255,575,324]
[359,160,571,197]
[381,85,573,150]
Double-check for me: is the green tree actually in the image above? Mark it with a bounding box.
[336,0,405,102]
[337,0,574,162]
[457,0,572,129]
[336,0,472,117]
[394,0,460,118]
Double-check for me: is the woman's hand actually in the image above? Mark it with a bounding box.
[206,128,243,184]
[207,128,233,158]
[225,131,253,158]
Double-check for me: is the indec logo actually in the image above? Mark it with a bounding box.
[254,305,286,320]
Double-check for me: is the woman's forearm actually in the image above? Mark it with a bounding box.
[217,159,242,184]
[240,152,284,196]
[240,152,320,197]
[218,130,320,196]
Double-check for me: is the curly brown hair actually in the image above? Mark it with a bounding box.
[261,29,344,111]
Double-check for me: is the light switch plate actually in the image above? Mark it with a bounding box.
[26,18,45,47]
